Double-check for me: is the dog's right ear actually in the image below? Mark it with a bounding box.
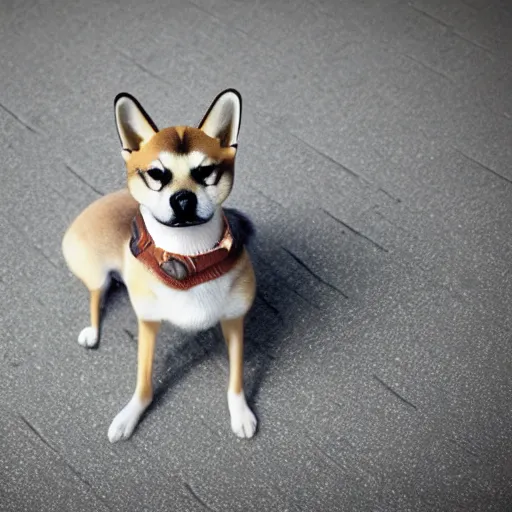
[114,93,158,162]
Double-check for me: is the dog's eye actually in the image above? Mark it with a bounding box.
[138,168,172,191]
[147,168,167,181]
[191,165,217,185]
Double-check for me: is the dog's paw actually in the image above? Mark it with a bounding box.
[78,326,98,348]
[228,391,257,439]
[108,397,148,443]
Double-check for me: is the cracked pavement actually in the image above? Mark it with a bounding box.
[0,0,511,510]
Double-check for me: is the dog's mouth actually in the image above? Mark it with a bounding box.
[157,214,213,228]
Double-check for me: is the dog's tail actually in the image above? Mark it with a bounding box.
[224,208,255,247]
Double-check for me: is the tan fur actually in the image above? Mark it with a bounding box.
[62,189,137,288]
[89,289,102,331]
[221,316,246,395]
[135,320,160,403]
[230,249,256,305]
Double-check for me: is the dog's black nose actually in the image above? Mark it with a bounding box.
[170,190,197,220]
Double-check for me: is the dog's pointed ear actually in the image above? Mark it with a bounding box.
[114,93,158,161]
[198,89,242,148]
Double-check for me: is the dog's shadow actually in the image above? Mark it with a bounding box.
[146,239,307,414]
[100,227,337,427]
[133,234,322,421]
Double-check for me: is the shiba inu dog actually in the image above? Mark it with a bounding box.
[62,89,257,442]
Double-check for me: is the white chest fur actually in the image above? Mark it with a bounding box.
[125,206,247,330]
[143,271,239,330]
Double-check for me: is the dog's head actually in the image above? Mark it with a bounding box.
[114,89,241,227]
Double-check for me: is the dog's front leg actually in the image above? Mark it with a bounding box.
[108,319,160,443]
[221,316,257,438]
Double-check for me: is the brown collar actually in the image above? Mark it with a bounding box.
[129,210,243,290]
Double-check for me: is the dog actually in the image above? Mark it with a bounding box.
[62,89,257,442]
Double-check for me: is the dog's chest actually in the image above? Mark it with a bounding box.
[140,270,237,330]
[125,210,248,330]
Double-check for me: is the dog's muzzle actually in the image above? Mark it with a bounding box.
[170,190,198,224]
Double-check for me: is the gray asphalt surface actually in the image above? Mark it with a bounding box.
[1,0,511,511]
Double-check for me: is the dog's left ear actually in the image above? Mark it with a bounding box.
[114,93,158,162]
[198,89,242,148]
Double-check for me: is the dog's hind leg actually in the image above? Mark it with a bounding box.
[62,232,110,348]
[108,319,160,442]
[77,286,105,348]
[62,225,118,348]
[221,316,257,439]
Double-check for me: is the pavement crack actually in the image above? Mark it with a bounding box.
[256,291,285,323]
[378,187,402,203]
[183,482,218,512]
[117,49,173,87]
[453,147,512,185]
[374,210,414,236]
[19,413,113,510]
[321,208,388,253]
[249,185,286,209]
[49,183,69,201]
[13,223,62,272]
[19,413,59,455]
[38,248,60,271]
[409,5,450,29]
[184,0,247,34]
[305,434,346,474]
[399,52,455,84]
[252,251,322,310]
[281,246,349,299]
[289,286,322,310]
[448,438,479,457]
[123,328,136,342]
[0,101,40,134]
[64,164,104,196]
[452,31,492,53]
[289,132,371,184]
[373,375,417,410]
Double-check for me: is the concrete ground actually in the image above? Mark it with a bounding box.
[1,0,511,510]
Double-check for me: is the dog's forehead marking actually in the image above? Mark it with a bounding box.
[149,127,223,157]
[159,151,210,172]
[127,126,233,177]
